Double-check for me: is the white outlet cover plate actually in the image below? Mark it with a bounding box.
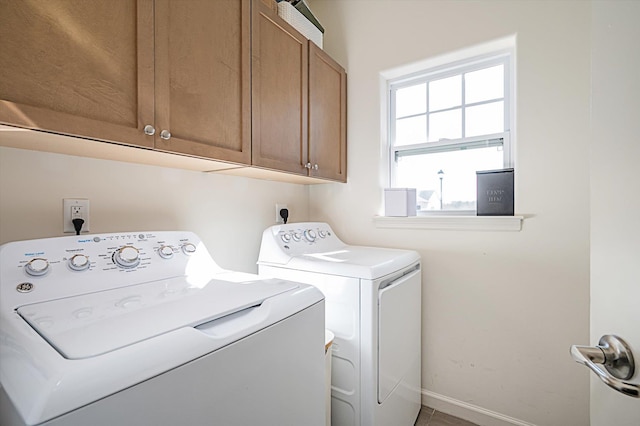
[275,203,288,223]
[63,199,90,233]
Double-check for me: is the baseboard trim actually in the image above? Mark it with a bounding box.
[421,389,537,426]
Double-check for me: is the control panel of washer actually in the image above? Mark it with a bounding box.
[0,231,223,307]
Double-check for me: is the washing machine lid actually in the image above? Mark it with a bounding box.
[275,245,420,279]
[17,276,298,359]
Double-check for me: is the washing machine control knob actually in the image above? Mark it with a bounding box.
[318,229,327,238]
[158,245,174,259]
[114,246,140,268]
[25,258,50,276]
[68,254,90,271]
[304,229,317,242]
[292,232,302,242]
[181,243,197,255]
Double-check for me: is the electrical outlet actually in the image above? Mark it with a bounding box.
[63,198,90,233]
[71,206,83,219]
[275,203,288,224]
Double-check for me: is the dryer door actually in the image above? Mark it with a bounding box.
[377,266,421,402]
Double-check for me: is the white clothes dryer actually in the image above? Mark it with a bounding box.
[0,231,325,426]
[258,222,421,426]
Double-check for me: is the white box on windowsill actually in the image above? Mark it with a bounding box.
[384,188,417,217]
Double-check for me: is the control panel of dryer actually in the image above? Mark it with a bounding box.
[0,231,222,308]
[258,222,347,265]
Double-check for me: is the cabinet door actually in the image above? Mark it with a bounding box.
[309,43,347,182]
[154,0,251,165]
[251,0,308,175]
[0,0,154,148]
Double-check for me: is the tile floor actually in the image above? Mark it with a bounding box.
[414,406,479,426]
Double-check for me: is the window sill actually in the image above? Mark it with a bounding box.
[373,215,524,231]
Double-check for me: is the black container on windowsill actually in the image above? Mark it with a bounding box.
[476,168,514,216]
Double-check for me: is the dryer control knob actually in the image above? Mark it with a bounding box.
[68,254,90,271]
[304,229,317,242]
[114,246,140,268]
[25,258,50,276]
[158,245,174,259]
[181,243,197,255]
[281,233,292,243]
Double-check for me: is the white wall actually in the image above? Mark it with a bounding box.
[0,145,309,273]
[308,1,591,425]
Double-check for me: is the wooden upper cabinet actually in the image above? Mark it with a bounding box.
[154,0,251,164]
[0,0,344,181]
[0,0,251,165]
[251,0,308,175]
[309,43,347,182]
[0,0,154,148]
[252,1,347,181]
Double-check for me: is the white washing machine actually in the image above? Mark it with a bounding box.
[258,222,422,426]
[0,231,325,426]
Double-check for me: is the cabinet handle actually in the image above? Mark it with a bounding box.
[160,130,171,140]
[143,125,156,136]
[305,163,319,171]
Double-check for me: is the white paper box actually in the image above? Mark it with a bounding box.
[384,188,417,217]
[277,2,323,48]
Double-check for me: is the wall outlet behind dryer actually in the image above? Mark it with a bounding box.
[275,204,288,224]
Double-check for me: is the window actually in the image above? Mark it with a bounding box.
[389,52,513,214]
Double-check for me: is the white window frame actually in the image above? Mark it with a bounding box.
[387,48,515,215]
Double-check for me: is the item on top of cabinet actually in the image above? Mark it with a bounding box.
[384,188,417,217]
[293,0,325,33]
[277,0,325,32]
[277,0,323,47]
[476,168,514,216]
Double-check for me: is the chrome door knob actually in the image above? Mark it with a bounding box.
[160,130,171,140]
[571,335,639,398]
[144,125,156,136]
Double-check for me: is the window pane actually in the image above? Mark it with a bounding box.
[429,75,461,111]
[428,109,461,141]
[395,115,427,146]
[465,65,504,104]
[465,101,504,137]
[395,83,426,118]
[396,146,504,211]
